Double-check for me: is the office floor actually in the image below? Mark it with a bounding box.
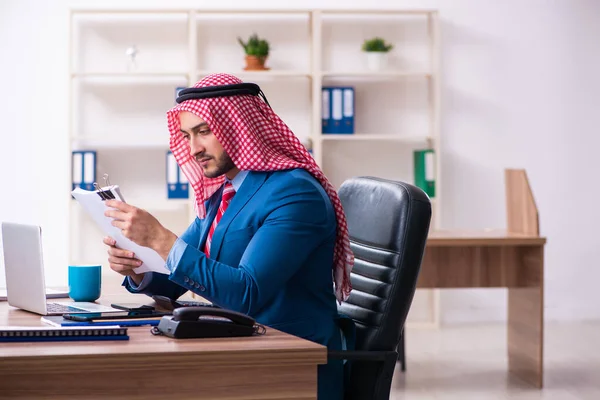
[391,321,600,400]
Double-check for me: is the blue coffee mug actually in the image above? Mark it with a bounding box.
[68,265,101,302]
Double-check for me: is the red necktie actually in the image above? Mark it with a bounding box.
[204,182,235,258]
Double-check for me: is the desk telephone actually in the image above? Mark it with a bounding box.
[152,306,266,339]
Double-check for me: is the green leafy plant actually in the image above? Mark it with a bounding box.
[237,33,270,57]
[361,37,393,52]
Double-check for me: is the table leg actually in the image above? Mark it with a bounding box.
[507,246,544,388]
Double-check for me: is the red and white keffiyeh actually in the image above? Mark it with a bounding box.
[166,73,353,302]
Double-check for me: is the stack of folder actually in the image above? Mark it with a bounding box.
[322,86,355,134]
[166,150,189,199]
[71,150,97,191]
[413,149,436,198]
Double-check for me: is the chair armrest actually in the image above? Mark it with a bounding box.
[328,350,397,362]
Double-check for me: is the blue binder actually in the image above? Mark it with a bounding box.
[71,150,96,191]
[322,86,354,134]
[322,87,332,134]
[166,151,189,199]
[342,87,355,134]
[175,86,185,102]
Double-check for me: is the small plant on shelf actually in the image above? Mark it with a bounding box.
[237,33,270,71]
[361,37,394,52]
[361,37,393,71]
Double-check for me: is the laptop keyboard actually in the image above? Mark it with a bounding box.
[47,303,87,313]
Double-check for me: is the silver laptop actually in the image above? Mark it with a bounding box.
[1,222,120,315]
[0,287,68,301]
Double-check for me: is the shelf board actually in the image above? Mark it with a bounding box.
[71,9,191,14]
[71,72,189,83]
[197,70,311,78]
[321,71,431,79]
[320,134,433,142]
[71,9,436,16]
[196,71,429,80]
[195,12,311,20]
[71,136,170,149]
[72,72,188,77]
[321,9,437,15]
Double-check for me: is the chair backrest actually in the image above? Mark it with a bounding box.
[337,176,431,398]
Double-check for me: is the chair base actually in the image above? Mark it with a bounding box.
[397,331,406,371]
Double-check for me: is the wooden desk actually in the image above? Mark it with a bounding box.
[416,170,546,388]
[0,295,326,399]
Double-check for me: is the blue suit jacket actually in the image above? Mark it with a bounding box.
[123,168,344,399]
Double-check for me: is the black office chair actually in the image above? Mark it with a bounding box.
[329,176,432,400]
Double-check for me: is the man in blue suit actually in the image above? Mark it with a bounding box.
[102,73,354,399]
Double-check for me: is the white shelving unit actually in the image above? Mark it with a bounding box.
[68,8,441,326]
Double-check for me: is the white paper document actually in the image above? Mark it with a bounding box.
[71,185,170,275]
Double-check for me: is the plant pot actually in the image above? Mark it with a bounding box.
[244,55,269,71]
[366,51,388,71]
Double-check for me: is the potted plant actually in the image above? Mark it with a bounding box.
[237,33,270,71]
[361,37,393,71]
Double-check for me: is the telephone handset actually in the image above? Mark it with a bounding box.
[151,295,218,311]
[152,306,266,339]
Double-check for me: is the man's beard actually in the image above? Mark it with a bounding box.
[202,151,236,178]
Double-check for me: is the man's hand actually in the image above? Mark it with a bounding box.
[103,236,144,285]
[104,200,178,260]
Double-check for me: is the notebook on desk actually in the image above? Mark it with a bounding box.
[41,314,164,328]
[1,222,121,315]
[0,325,129,342]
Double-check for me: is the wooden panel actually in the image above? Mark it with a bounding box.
[0,363,317,399]
[505,169,540,236]
[426,229,546,247]
[507,246,544,388]
[417,245,543,288]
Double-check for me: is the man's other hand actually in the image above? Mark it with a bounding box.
[104,200,177,261]
[103,236,144,285]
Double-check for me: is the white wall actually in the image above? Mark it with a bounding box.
[1,0,599,322]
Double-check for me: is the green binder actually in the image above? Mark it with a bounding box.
[413,149,436,198]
